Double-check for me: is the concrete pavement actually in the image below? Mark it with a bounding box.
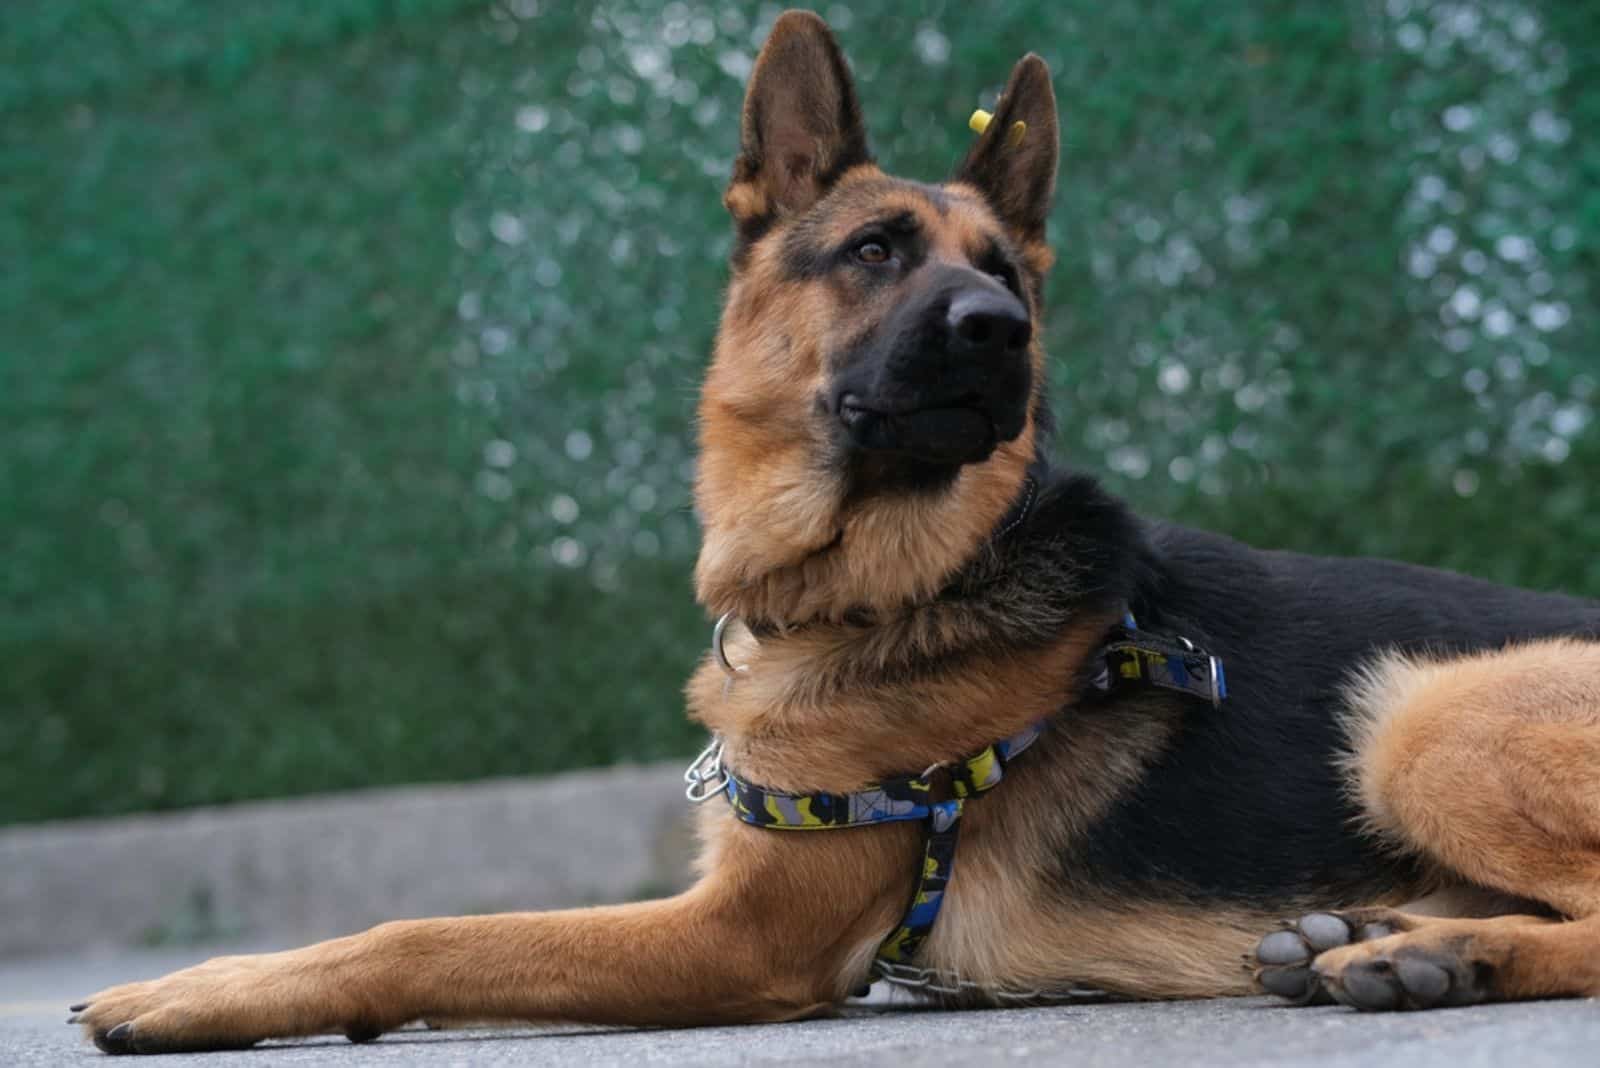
[5,944,1598,1066]
[0,765,695,959]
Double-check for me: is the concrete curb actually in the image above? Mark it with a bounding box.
[1,762,695,959]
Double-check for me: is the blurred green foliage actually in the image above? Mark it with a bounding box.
[3,0,1597,825]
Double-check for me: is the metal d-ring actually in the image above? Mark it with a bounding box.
[712,612,749,678]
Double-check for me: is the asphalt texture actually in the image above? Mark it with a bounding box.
[5,945,1598,1066]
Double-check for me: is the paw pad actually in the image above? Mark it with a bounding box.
[1297,912,1352,952]
[1254,911,1391,1006]
[1320,949,1473,1011]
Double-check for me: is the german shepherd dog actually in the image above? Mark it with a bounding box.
[73,10,1600,1054]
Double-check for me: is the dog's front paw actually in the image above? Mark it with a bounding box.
[71,949,385,1055]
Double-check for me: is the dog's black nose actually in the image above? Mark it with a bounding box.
[946,289,1031,356]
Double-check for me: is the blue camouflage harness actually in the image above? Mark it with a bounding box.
[683,475,1228,983]
[723,717,1048,966]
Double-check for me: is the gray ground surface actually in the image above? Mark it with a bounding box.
[4,946,1598,1066]
[0,766,694,959]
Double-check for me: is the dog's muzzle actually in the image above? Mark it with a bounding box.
[833,286,1033,466]
[837,398,1000,465]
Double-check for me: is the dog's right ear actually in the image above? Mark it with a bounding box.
[724,11,871,243]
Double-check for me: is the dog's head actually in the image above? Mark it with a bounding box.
[695,10,1059,624]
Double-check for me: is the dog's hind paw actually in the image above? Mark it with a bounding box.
[1312,930,1498,1011]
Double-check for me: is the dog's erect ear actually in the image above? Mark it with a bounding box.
[953,54,1059,244]
[724,11,871,236]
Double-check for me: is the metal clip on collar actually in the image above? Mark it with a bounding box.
[683,738,727,804]
[684,613,750,803]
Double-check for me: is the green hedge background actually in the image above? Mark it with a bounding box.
[4,0,1597,825]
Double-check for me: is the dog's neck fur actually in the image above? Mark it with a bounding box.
[692,415,1039,630]
[687,461,1153,792]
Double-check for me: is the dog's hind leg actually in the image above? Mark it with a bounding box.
[1252,894,1569,1008]
[1257,638,1600,1010]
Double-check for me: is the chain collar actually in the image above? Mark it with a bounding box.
[865,961,1112,1005]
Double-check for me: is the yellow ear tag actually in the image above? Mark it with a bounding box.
[968,109,1027,147]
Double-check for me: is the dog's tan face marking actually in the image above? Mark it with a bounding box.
[778,179,1008,267]
[707,174,1040,439]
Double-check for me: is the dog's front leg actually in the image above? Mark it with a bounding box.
[73,829,912,1054]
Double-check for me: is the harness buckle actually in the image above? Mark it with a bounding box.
[1100,620,1227,710]
[1177,635,1225,710]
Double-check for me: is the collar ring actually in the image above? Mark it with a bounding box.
[712,612,750,680]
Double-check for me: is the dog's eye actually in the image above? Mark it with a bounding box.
[854,240,891,265]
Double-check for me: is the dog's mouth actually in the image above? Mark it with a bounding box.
[837,393,999,466]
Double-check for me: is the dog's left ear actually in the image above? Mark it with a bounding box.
[953,54,1059,244]
[724,11,871,235]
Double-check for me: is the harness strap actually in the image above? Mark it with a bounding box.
[722,720,1044,831]
[875,793,963,963]
[720,720,1043,966]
